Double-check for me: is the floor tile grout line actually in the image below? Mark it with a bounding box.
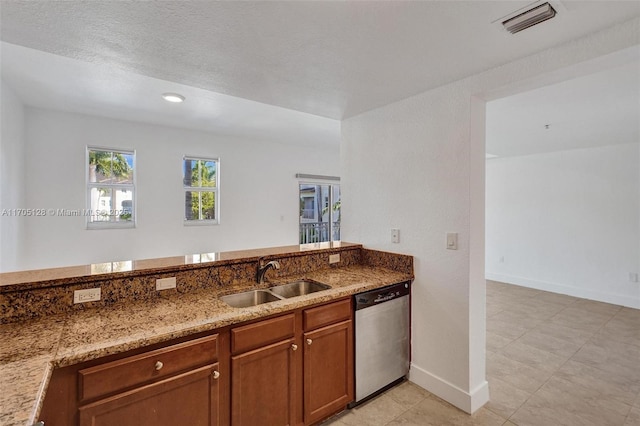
[559,308,640,419]
[484,397,523,423]
[489,281,640,426]
[500,355,570,424]
[487,347,567,423]
[490,283,601,425]
[381,390,430,425]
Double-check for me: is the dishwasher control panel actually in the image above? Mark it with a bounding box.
[354,281,410,311]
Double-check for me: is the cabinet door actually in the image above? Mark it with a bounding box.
[304,320,353,425]
[78,364,220,426]
[231,339,297,426]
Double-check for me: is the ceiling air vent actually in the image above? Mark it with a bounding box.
[502,2,557,34]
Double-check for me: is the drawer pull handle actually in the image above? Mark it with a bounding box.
[155,361,164,371]
[306,339,313,346]
[291,344,298,351]
[212,370,220,379]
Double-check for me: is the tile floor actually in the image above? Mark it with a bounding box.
[322,280,640,425]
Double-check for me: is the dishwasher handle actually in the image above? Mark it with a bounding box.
[354,281,410,311]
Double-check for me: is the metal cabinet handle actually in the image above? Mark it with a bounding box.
[306,339,313,346]
[291,344,298,351]
[212,370,220,379]
[155,361,164,371]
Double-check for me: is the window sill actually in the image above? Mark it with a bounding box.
[87,221,136,230]
[183,220,219,226]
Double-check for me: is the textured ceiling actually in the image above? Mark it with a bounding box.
[1,42,341,148]
[487,58,640,158]
[2,0,639,120]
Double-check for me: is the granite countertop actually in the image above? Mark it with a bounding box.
[0,242,360,290]
[0,264,412,426]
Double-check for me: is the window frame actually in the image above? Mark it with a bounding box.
[183,156,220,226]
[297,174,340,246]
[86,146,136,230]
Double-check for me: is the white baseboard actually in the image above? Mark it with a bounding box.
[486,272,640,309]
[408,363,489,414]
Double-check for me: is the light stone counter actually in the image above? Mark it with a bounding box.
[0,264,412,426]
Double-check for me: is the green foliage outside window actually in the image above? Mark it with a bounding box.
[184,158,218,222]
[87,148,135,225]
[89,150,132,183]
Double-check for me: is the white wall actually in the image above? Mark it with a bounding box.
[0,81,26,271]
[341,18,639,413]
[10,107,339,271]
[486,143,640,309]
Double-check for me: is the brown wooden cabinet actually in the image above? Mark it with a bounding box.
[303,322,353,424]
[41,298,353,426]
[302,299,354,425]
[229,299,353,426]
[77,334,224,426]
[41,333,228,426]
[78,363,219,426]
[230,313,298,426]
[231,340,297,426]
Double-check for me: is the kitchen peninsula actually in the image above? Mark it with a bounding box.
[0,242,413,426]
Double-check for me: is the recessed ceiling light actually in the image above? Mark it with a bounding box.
[162,93,185,103]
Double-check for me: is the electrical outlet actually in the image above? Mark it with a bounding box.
[630,273,639,283]
[391,228,400,243]
[74,287,101,304]
[329,253,340,264]
[156,277,177,291]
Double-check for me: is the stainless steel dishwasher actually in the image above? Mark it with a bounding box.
[352,281,411,405]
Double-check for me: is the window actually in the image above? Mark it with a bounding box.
[298,175,340,244]
[183,157,219,224]
[87,147,135,228]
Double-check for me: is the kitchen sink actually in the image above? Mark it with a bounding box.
[269,280,332,298]
[219,289,283,308]
[220,280,332,308]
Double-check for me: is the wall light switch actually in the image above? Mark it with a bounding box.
[329,253,340,264]
[446,233,458,250]
[74,287,101,304]
[391,228,400,243]
[156,277,177,291]
[630,272,639,283]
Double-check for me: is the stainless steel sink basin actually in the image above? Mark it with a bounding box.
[269,280,331,298]
[220,280,331,308]
[220,289,283,308]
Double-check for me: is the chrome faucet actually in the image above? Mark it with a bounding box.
[257,259,280,284]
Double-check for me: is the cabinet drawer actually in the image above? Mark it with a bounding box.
[79,363,219,426]
[231,314,295,354]
[79,334,218,402]
[304,299,351,331]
